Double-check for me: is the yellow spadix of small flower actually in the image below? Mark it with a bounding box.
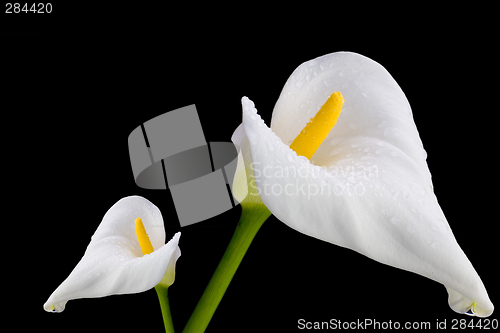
[135,217,154,255]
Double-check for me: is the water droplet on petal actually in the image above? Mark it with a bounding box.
[392,191,401,201]
[324,78,334,87]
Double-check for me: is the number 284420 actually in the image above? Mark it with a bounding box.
[5,3,52,13]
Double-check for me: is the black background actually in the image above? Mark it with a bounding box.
[3,3,497,332]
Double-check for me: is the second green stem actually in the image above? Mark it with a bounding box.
[182,202,271,333]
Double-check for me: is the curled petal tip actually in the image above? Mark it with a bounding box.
[43,301,66,313]
[447,287,493,317]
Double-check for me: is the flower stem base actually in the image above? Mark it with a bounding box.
[155,284,175,333]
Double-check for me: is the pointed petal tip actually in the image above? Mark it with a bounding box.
[170,231,181,244]
[241,96,255,111]
[172,232,181,253]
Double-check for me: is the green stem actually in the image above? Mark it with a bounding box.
[155,284,175,333]
[182,202,272,333]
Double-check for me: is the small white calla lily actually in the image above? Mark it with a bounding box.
[44,196,181,313]
[232,52,493,317]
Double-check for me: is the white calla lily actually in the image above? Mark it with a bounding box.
[44,196,181,313]
[232,52,493,317]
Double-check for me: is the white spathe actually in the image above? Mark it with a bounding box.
[231,52,493,317]
[44,196,181,312]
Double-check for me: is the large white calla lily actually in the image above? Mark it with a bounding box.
[44,196,181,313]
[231,52,493,317]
